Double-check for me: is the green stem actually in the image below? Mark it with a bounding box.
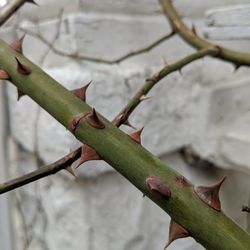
[0,39,249,249]
[0,47,217,194]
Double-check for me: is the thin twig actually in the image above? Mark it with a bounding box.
[0,148,81,194]
[159,0,250,67]
[0,47,218,194]
[18,26,175,64]
[112,46,219,126]
[0,0,36,27]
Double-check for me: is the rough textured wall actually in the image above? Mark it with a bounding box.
[2,0,250,250]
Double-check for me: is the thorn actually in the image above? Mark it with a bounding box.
[165,220,189,248]
[194,177,226,211]
[15,57,32,75]
[86,109,105,129]
[162,57,168,66]
[191,24,197,36]
[0,69,10,80]
[71,81,92,102]
[26,0,38,5]
[10,34,25,54]
[139,95,151,102]
[145,176,171,200]
[65,166,76,178]
[128,127,144,144]
[17,89,26,101]
[233,63,241,72]
[123,119,135,128]
[75,145,101,168]
[242,205,250,213]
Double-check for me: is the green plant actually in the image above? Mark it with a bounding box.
[0,0,249,249]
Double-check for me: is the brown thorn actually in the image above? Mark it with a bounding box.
[194,177,226,211]
[15,57,32,75]
[139,95,151,102]
[165,220,189,249]
[17,89,26,101]
[146,176,171,200]
[86,109,105,129]
[65,166,76,178]
[128,127,144,144]
[71,80,92,102]
[123,119,135,128]
[233,63,241,73]
[242,205,250,213]
[69,113,87,134]
[0,69,10,80]
[10,34,25,54]
[26,0,38,5]
[75,145,101,168]
[191,24,197,36]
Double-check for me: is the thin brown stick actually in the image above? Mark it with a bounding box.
[0,0,36,27]
[159,0,250,66]
[18,26,175,64]
[0,47,218,194]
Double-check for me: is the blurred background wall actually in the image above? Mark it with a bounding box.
[0,0,250,249]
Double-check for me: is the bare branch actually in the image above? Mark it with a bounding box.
[0,0,36,27]
[18,26,175,64]
[0,47,217,194]
[159,0,250,67]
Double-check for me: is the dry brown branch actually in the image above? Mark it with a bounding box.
[0,0,36,27]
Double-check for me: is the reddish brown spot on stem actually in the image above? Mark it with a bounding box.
[175,175,190,187]
[86,109,105,129]
[146,176,171,200]
[69,113,87,134]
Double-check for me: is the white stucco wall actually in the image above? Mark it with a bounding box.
[1,1,250,250]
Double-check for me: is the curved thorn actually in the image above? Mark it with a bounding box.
[65,166,76,178]
[10,34,25,54]
[75,145,101,168]
[15,57,32,75]
[86,109,105,129]
[191,24,197,36]
[17,89,26,101]
[165,220,189,249]
[123,119,135,128]
[71,80,92,102]
[194,177,226,211]
[26,0,38,5]
[128,127,144,144]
